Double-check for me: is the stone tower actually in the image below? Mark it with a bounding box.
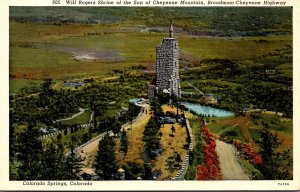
[155,24,181,97]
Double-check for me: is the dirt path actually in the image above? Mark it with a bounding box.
[218,116,255,149]
[215,139,249,180]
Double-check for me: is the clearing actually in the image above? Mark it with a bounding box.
[151,105,188,180]
[115,105,151,167]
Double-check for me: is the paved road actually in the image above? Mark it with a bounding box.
[78,104,150,174]
[78,132,111,174]
[215,139,250,180]
[55,108,86,122]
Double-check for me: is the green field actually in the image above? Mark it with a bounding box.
[10,23,291,76]
[248,128,260,141]
[10,20,291,81]
[251,114,293,133]
[9,7,292,97]
[9,78,43,95]
[220,125,245,142]
[208,124,227,134]
[276,63,293,78]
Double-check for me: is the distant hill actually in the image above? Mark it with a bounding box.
[9,7,292,37]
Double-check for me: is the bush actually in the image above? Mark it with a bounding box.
[239,157,263,180]
[223,130,238,137]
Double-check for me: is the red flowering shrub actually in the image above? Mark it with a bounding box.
[233,140,263,165]
[196,125,222,180]
[196,165,208,180]
[253,154,263,165]
[205,156,213,166]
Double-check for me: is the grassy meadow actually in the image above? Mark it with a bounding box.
[9,6,292,94]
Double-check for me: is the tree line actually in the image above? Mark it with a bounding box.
[10,123,82,180]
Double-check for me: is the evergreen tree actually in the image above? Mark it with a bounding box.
[17,124,43,180]
[143,118,161,152]
[124,162,145,180]
[111,118,121,136]
[82,132,91,143]
[9,115,20,180]
[42,140,82,180]
[42,141,65,179]
[62,144,83,180]
[39,78,54,108]
[120,129,128,155]
[94,134,117,180]
[143,163,153,180]
[256,128,292,179]
[64,128,68,135]
[57,132,62,140]
[171,125,176,135]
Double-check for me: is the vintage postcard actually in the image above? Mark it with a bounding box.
[0,0,299,190]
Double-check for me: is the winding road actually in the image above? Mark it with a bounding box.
[78,103,150,174]
[55,108,86,122]
[215,139,250,180]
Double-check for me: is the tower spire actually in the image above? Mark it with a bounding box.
[169,21,174,38]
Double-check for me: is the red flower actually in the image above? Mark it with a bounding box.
[196,165,208,180]
[253,154,263,165]
[196,124,222,180]
[205,157,214,166]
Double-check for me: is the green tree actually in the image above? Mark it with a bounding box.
[127,102,141,130]
[171,125,175,135]
[143,163,153,180]
[123,162,145,180]
[9,115,20,180]
[39,78,54,108]
[120,129,128,155]
[111,118,121,136]
[94,134,118,180]
[17,124,43,180]
[42,141,65,179]
[143,118,161,156]
[256,128,292,179]
[57,132,62,140]
[42,140,82,180]
[82,133,91,143]
[62,144,83,180]
[64,128,68,135]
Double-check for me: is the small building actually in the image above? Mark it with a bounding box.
[64,80,84,87]
[204,94,218,104]
[117,168,125,180]
[265,69,276,77]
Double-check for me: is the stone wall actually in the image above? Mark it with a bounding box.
[171,118,193,180]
